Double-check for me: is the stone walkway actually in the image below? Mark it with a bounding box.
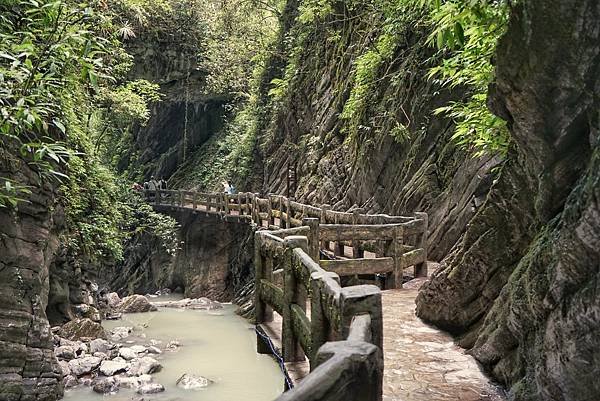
[382,279,506,401]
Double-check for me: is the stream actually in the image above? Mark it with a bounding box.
[64,296,283,401]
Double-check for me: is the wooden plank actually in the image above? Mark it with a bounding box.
[260,279,284,316]
[291,303,312,358]
[319,258,394,276]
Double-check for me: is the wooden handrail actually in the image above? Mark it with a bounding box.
[146,189,429,401]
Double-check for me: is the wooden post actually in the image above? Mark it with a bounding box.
[237,193,243,215]
[192,192,197,210]
[333,212,344,257]
[302,217,320,262]
[320,204,330,251]
[155,189,160,205]
[267,196,273,228]
[393,226,404,288]
[285,197,292,228]
[352,209,365,258]
[282,236,307,362]
[223,193,229,215]
[414,212,428,278]
[309,270,339,367]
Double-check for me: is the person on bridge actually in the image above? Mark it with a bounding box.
[148,176,158,191]
[222,180,231,194]
[158,177,168,191]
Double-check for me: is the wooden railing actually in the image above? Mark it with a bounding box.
[255,230,383,401]
[148,189,428,401]
[149,190,428,288]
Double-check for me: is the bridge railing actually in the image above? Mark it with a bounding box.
[255,230,383,401]
[147,188,428,401]
[149,189,428,286]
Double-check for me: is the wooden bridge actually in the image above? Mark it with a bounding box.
[149,190,505,401]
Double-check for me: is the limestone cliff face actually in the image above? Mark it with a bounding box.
[416,1,600,400]
[119,32,229,180]
[254,2,499,261]
[110,209,254,303]
[0,147,63,401]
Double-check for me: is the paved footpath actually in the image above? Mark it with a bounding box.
[382,279,506,401]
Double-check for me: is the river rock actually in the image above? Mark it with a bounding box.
[176,373,213,390]
[58,360,71,377]
[130,345,147,354]
[92,377,119,394]
[64,375,79,388]
[147,346,162,355]
[127,357,162,376]
[99,359,129,376]
[152,297,222,310]
[68,356,102,376]
[55,345,76,361]
[89,338,112,354]
[58,318,107,340]
[115,374,152,389]
[137,383,165,394]
[106,292,121,308]
[166,340,180,350]
[119,347,138,360]
[111,326,133,340]
[119,295,157,313]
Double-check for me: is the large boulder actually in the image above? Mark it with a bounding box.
[110,326,133,341]
[119,295,157,313]
[89,338,112,354]
[99,360,129,376]
[106,292,121,308]
[176,373,213,390]
[137,383,165,394]
[127,357,162,376]
[68,356,102,376]
[54,346,76,361]
[119,347,138,361]
[115,374,152,389]
[92,377,119,394]
[58,318,107,340]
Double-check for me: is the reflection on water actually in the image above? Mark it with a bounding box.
[64,303,283,401]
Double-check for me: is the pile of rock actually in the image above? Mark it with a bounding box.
[54,326,167,395]
[151,297,223,310]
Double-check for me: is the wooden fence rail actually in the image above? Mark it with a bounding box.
[146,189,428,401]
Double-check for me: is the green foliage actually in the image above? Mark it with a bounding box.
[425,0,510,156]
[0,0,179,268]
[298,0,334,24]
[198,0,280,96]
[340,32,397,136]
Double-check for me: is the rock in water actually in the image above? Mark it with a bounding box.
[106,292,121,308]
[99,360,129,376]
[127,357,162,376]
[115,374,152,389]
[119,295,157,313]
[111,326,133,340]
[136,383,165,394]
[58,318,107,340]
[92,377,119,394]
[176,373,213,390]
[64,375,79,388]
[68,356,102,376]
[119,347,138,361]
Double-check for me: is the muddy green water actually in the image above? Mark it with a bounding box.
[64,302,283,401]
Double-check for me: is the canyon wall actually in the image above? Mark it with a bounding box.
[0,147,63,401]
[251,2,499,261]
[110,208,255,303]
[416,1,600,400]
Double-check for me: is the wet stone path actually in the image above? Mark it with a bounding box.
[382,279,506,401]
